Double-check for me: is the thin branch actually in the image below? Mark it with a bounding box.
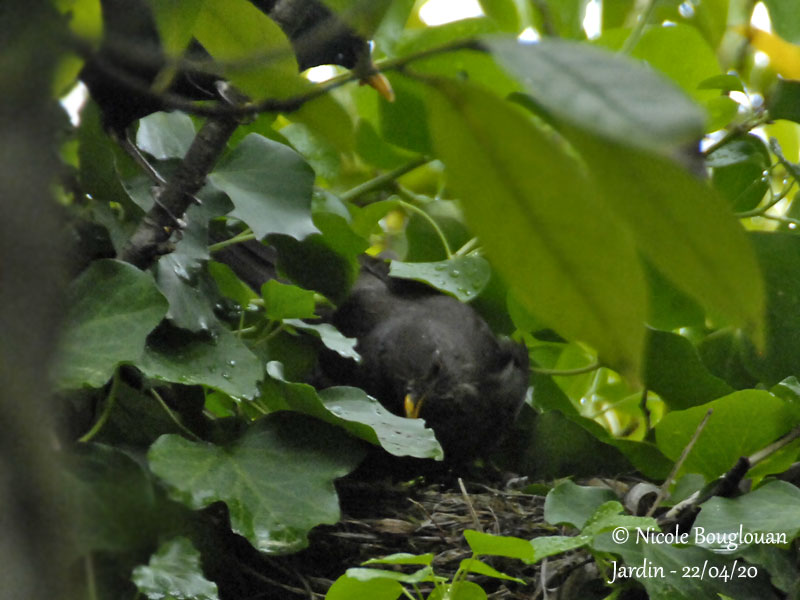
[118,91,244,268]
[646,408,713,517]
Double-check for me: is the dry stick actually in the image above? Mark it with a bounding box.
[458,478,482,532]
[660,422,800,526]
[646,408,713,518]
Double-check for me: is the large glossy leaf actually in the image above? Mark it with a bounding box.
[742,232,800,385]
[209,133,319,240]
[572,136,765,344]
[692,481,800,547]
[389,256,491,301]
[487,39,764,338]
[139,326,263,399]
[264,364,443,459]
[424,76,647,377]
[56,259,168,388]
[132,537,219,600]
[193,0,300,98]
[486,36,706,154]
[148,413,365,554]
[655,390,798,480]
[644,329,733,410]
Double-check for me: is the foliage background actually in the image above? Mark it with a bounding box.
[6,0,800,598]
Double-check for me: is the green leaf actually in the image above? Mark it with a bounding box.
[457,558,526,583]
[56,260,168,389]
[284,320,360,362]
[136,111,196,160]
[582,501,658,536]
[631,24,721,105]
[63,444,159,555]
[264,364,444,459]
[193,0,300,97]
[709,135,770,212]
[693,481,800,548]
[742,232,800,385]
[463,530,536,562]
[345,566,438,584]
[132,537,219,600]
[208,260,258,307]
[325,575,403,600]
[763,0,800,44]
[209,134,319,240]
[768,79,800,123]
[543,480,617,529]
[148,413,365,554]
[262,280,317,320]
[479,0,521,32]
[424,76,647,378]
[529,534,591,561]
[363,553,434,566]
[139,326,263,399]
[486,36,706,154]
[150,0,202,58]
[655,390,798,480]
[389,256,491,301]
[644,329,734,410]
[428,580,488,600]
[571,136,765,345]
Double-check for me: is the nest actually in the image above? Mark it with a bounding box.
[261,476,574,599]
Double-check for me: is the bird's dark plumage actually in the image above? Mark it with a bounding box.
[215,240,530,461]
[322,261,529,460]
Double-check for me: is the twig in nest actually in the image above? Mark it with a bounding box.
[458,478,482,532]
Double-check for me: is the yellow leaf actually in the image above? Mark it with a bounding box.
[741,26,800,80]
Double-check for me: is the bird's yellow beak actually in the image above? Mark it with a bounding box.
[404,393,424,419]
[362,72,395,102]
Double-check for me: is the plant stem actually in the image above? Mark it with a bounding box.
[341,155,431,204]
[395,190,453,258]
[151,388,202,441]
[79,369,121,443]
[208,229,256,253]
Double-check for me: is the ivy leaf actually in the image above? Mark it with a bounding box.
[139,326,263,399]
[148,413,365,554]
[262,280,317,320]
[209,134,319,240]
[655,390,797,480]
[389,256,491,301]
[132,537,219,600]
[543,480,617,529]
[464,530,536,563]
[693,481,800,548]
[136,111,196,160]
[55,259,168,389]
[264,363,443,460]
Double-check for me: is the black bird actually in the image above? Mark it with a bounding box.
[216,240,530,461]
[79,0,393,136]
